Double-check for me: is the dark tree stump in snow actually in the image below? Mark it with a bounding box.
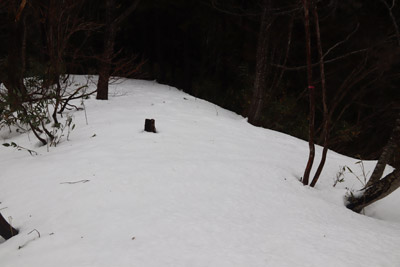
[144,119,156,133]
[0,212,18,240]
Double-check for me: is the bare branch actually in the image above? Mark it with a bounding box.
[113,0,141,26]
[379,0,400,46]
[322,23,360,60]
[15,0,26,22]
[273,48,369,71]
[202,0,301,17]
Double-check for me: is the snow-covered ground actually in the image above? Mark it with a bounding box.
[1,76,400,267]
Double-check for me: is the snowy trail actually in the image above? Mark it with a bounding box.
[1,77,400,266]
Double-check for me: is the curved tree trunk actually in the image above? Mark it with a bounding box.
[365,113,400,188]
[310,2,329,188]
[347,0,400,213]
[0,212,18,240]
[347,113,400,213]
[347,169,400,213]
[301,0,315,186]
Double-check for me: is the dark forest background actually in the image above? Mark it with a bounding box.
[1,0,400,161]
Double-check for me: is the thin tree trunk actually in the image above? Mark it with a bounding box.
[96,0,115,100]
[0,212,18,240]
[310,3,328,187]
[247,0,271,125]
[4,1,28,110]
[96,0,141,100]
[44,0,61,89]
[96,27,115,100]
[269,17,293,98]
[21,6,27,75]
[301,0,315,186]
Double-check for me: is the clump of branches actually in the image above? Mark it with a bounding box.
[106,51,146,85]
[0,76,94,146]
[2,141,38,156]
[0,0,98,146]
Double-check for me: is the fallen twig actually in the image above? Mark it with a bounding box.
[60,179,90,185]
[28,229,41,238]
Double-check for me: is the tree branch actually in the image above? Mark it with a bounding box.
[322,23,360,60]
[113,0,141,26]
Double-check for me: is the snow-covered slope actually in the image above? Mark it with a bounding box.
[1,77,400,267]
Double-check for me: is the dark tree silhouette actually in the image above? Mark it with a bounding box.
[3,0,28,110]
[301,0,315,186]
[96,0,141,100]
[247,0,294,125]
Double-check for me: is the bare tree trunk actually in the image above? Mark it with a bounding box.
[347,169,400,213]
[96,0,115,100]
[247,0,272,125]
[43,0,61,89]
[0,212,18,240]
[310,2,329,187]
[346,0,400,213]
[346,113,400,212]
[4,1,28,110]
[301,0,315,186]
[365,113,400,188]
[96,0,141,100]
[363,0,400,188]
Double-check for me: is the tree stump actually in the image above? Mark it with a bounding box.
[144,119,156,133]
[0,212,18,240]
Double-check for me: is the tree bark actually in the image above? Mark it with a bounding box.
[347,113,400,212]
[0,212,18,240]
[310,2,329,187]
[365,113,400,188]
[96,0,141,100]
[4,1,28,110]
[346,1,400,214]
[347,169,400,213]
[144,119,156,133]
[96,0,116,100]
[43,0,62,89]
[247,0,272,125]
[301,0,315,186]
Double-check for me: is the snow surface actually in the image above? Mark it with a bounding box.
[1,76,400,267]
